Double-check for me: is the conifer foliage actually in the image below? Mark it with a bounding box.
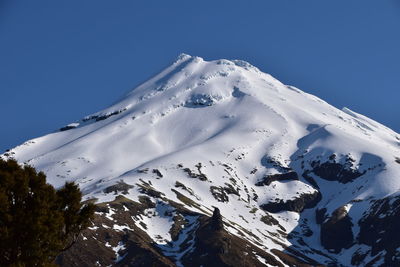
[0,159,95,266]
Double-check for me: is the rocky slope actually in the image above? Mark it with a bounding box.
[3,54,400,266]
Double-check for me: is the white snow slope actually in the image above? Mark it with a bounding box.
[3,54,400,266]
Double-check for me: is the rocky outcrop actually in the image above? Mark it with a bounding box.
[103,181,134,195]
[57,196,176,267]
[309,155,365,184]
[255,171,299,186]
[83,108,127,122]
[184,207,321,266]
[315,208,327,224]
[181,210,286,267]
[354,195,400,266]
[261,191,321,213]
[320,206,354,253]
[210,208,224,231]
[209,184,240,203]
[152,169,163,178]
[182,163,208,181]
[59,124,78,131]
[56,190,320,267]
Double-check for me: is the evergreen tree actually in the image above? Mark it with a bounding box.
[0,159,95,266]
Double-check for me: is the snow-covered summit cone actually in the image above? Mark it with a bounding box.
[3,54,400,266]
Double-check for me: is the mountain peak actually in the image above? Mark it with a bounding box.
[174,53,193,63]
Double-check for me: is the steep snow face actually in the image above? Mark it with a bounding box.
[3,54,400,266]
[7,54,399,191]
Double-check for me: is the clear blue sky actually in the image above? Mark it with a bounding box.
[1,0,399,152]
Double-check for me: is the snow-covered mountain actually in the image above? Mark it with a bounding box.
[3,54,400,266]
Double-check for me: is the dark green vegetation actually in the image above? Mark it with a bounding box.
[0,159,95,266]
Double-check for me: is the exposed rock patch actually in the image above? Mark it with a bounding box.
[210,184,240,203]
[185,94,219,107]
[320,206,354,253]
[315,208,327,224]
[356,195,400,266]
[181,212,285,267]
[57,194,314,267]
[59,124,78,131]
[210,208,224,231]
[136,180,165,198]
[210,186,229,202]
[103,181,134,195]
[174,181,201,200]
[57,196,175,266]
[83,108,127,122]
[309,155,365,184]
[261,191,321,213]
[256,171,299,186]
[152,168,163,178]
[183,163,208,181]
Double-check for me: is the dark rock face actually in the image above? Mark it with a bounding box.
[356,195,400,266]
[261,156,293,173]
[260,213,279,226]
[315,208,327,225]
[210,186,229,202]
[183,165,208,181]
[101,109,128,122]
[320,206,354,253]
[182,214,286,267]
[57,196,176,267]
[152,169,163,178]
[210,208,224,231]
[256,171,299,186]
[271,249,324,267]
[136,180,165,198]
[310,158,365,184]
[174,181,200,200]
[351,249,369,266]
[57,195,308,267]
[56,181,321,267]
[83,108,127,122]
[209,184,240,203]
[103,181,134,195]
[59,125,77,131]
[261,191,321,213]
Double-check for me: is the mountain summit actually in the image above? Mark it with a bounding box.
[3,55,400,266]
